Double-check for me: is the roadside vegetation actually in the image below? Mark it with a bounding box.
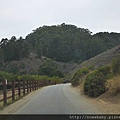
[71,67,90,87]
[0,71,63,83]
[71,57,120,97]
[38,59,64,78]
[84,66,112,97]
[105,57,120,94]
[106,76,120,94]
[0,58,64,84]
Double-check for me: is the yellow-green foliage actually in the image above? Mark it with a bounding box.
[105,57,120,94]
[0,71,63,84]
[71,67,89,86]
[112,57,120,75]
[106,76,120,94]
[17,75,63,84]
[0,71,16,82]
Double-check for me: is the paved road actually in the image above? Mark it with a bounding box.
[14,83,103,114]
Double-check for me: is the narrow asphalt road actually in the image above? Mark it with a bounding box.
[14,83,103,114]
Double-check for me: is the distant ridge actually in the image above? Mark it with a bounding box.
[71,45,120,73]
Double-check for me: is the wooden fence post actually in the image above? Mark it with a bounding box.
[18,80,21,98]
[41,81,42,87]
[39,81,41,88]
[3,79,7,106]
[44,80,46,86]
[36,80,38,90]
[12,80,15,101]
[32,80,34,91]
[27,80,29,93]
[36,81,38,89]
[23,80,25,96]
[35,80,36,90]
[43,80,45,86]
[34,80,35,90]
[35,81,36,90]
[37,81,39,89]
[30,80,31,92]
[34,80,36,90]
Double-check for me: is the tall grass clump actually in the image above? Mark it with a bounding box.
[106,76,120,94]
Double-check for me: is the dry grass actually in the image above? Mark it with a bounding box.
[70,45,120,74]
[78,80,85,95]
[106,76,120,94]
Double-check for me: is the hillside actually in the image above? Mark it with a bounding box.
[1,23,120,76]
[2,44,120,78]
[1,23,120,65]
[70,44,120,114]
[26,24,120,62]
[67,45,120,83]
[70,44,120,74]
[0,52,78,76]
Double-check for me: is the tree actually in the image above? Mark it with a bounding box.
[38,59,64,78]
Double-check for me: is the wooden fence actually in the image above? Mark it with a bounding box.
[0,79,56,106]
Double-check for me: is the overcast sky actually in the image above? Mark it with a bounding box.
[0,0,120,40]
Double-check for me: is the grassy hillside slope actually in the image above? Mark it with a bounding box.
[70,44,120,99]
[0,52,78,76]
[71,44,120,73]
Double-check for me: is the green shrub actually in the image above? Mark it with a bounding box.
[0,71,16,82]
[38,59,64,78]
[112,57,120,75]
[0,70,63,84]
[5,63,19,74]
[71,67,89,86]
[17,74,63,84]
[50,76,63,84]
[84,66,112,97]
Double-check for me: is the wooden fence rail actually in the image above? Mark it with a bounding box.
[0,79,56,106]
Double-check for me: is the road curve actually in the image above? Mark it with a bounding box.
[14,83,103,114]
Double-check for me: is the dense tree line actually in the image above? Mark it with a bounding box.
[38,59,64,78]
[26,23,120,62]
[0,36,30,63]
[1,23,120,64]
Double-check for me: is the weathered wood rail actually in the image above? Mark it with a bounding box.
[0,79,56,106]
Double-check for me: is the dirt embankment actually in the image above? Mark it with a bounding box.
[73,84,120,114]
